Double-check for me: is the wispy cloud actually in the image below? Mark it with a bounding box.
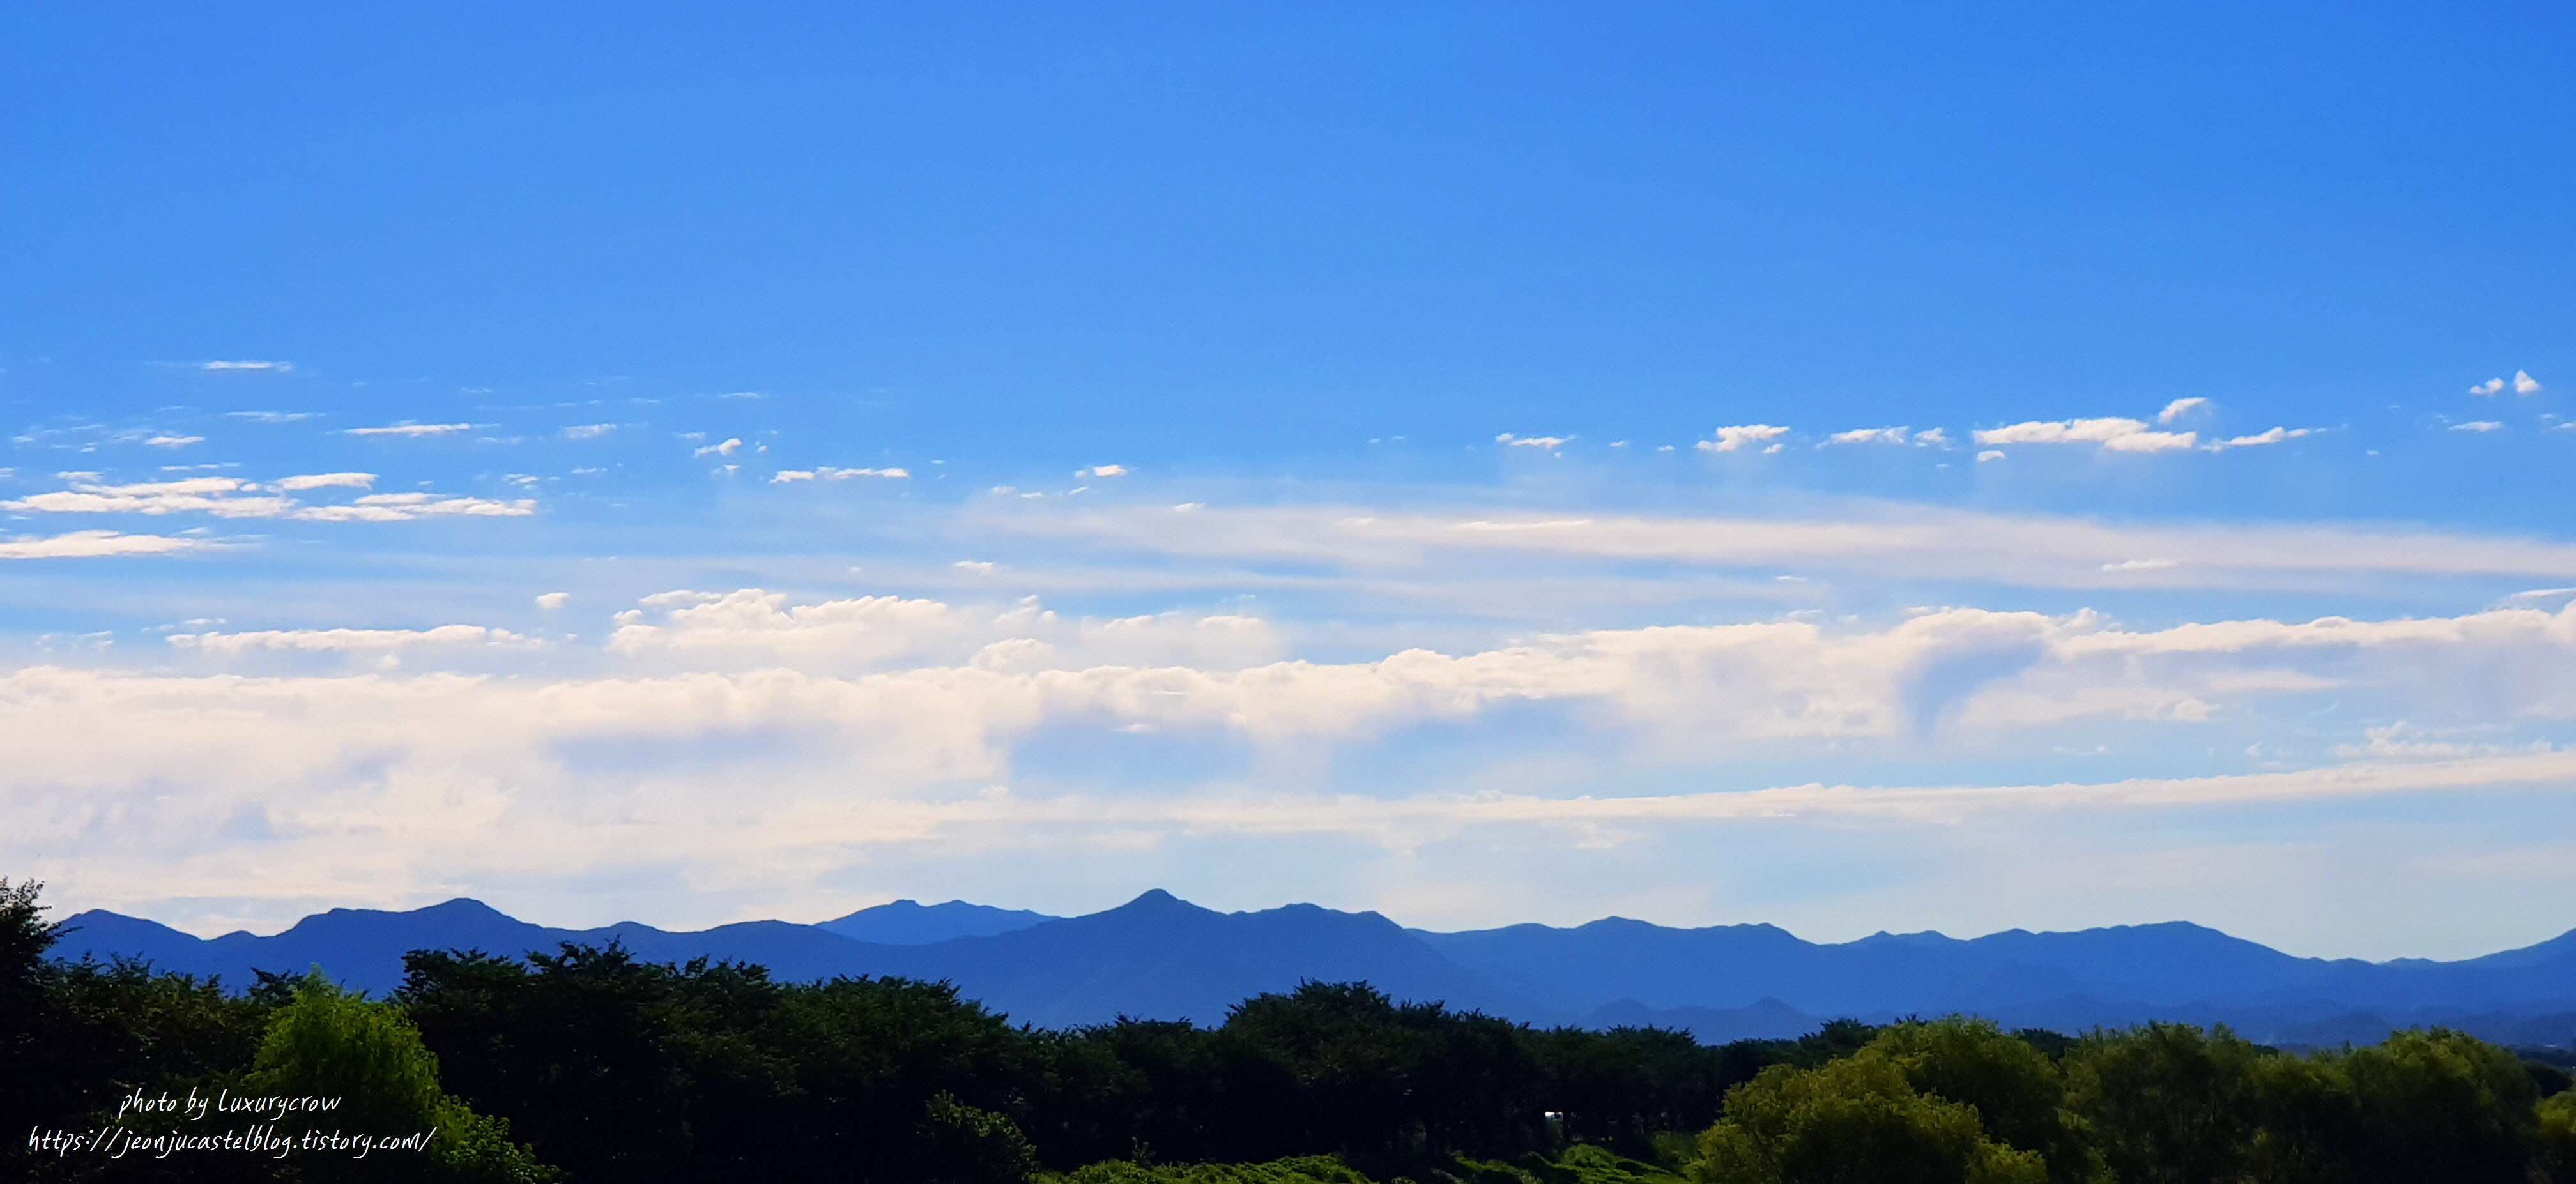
[169,625,533,655]
[1974,418,2197,452]
[695,437,743,457]
[1496,434,1570,450]
[2204,427,2317,451]
[1002,502,2576,590]
[293,494,535,521]
[1698,425,1790,453]
[199,360,292,372]
[3,477,295,518]
[2157,398,2209,424]
[1827,427,1910,446]
[1,474,526,522]
[143,435,204,448]
[771,467,910,483]
[2452,421,2503,434]
[0,530,209,560]
[346,423,476,437]
[562,423,617,440]
[224,411,316,423]
[273,473,376,491]
[1077,464,1130,477]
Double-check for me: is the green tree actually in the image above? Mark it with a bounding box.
[249,969,552,1183]
[2334,1029,2538,1184]
[2062,1022,2264,1184]
[2237,1048,2355,1184]
[1687,1052,2045,1184]
[1869,1017,2083,1179]
[924,1090,1043,1184]
[2536,1089,2576,1184]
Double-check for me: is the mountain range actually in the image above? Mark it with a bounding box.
[49,892,2576,1048]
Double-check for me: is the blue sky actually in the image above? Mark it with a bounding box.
[4,2,2573,959]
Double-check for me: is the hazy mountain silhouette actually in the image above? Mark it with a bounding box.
[816,899,1057,945]
[49,892,2576,1045]
[854,889,1572,1028]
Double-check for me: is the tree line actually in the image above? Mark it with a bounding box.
[7,880,2575,1183]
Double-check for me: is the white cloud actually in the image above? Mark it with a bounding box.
[2204,427,2317,451]
[1496,435,1570,450]
[953,561,997,575]
[1913,428,1949,447]
[2453,421,2503,433]
[274,472,376,491]
[19,593,2576,934]
[1974,418,2197,452]
[13,598,2576,816]
[1,477,296,518]
[604,589,1282,675]
[346,423,475,437]
[1698,425,1791,453]
[0,530,208,560]
[224,411,316,423]
[695,438,743,457]
[295,494,536,522]
[0,473,526,522]
[535,593,570,610]
[1977,418,2144,444]
[1827,427,1910,446]
[169,625,533,655]
[1077,464,1131,477]
[1977,450,2005,462]
[199,360,292,372]
[446,590,2576,750]
[562,423,617,440]
[144,435,204,448]
[772,467,910,483]
[2157,398,2209,424]
[2472,378,2506,396]
[2515,370,2543,395]
[1006,502,2576,593]
[616,590,855,650]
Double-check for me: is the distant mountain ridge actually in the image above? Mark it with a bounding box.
[817,899,1056,945]
[49,892,2576,1048]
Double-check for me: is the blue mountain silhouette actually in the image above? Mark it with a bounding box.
[49,892,2576,1047]
[816,899,1056,945]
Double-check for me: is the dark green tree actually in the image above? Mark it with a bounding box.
[2334,1029,2538,1184]
[2062,1022,2264,1184]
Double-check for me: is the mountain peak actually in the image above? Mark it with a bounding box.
[419,897,512,918]
[815,897,1056,946]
